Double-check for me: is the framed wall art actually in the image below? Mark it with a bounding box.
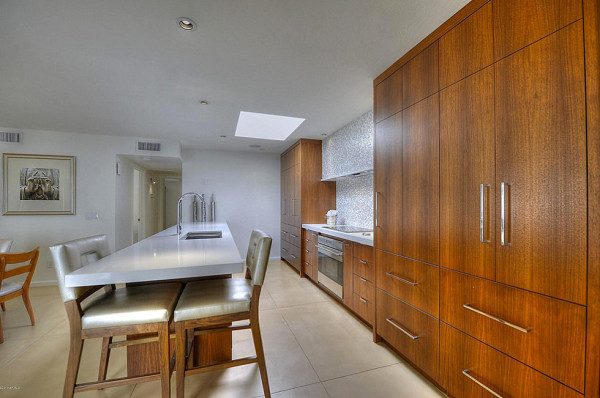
[2,153,75,215]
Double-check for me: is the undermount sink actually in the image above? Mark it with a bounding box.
[181,231,223,240]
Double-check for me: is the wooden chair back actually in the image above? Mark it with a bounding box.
[0,247,40,291]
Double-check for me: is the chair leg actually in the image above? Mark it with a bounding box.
[1,302,5,311]
[98,336,112,382]
[175,322,187,398]
[64,334,84,398]
[0,311,4,344]
[158,322,171,398]
[22,291,35,325]
[250,313,271,398]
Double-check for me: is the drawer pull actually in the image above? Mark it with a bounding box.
[305,250,310,253]
[359,277,367,282]
[385,318,419,340]
[463,304,530,333]
[386,272,418,286]
[290,254,297,259]
[359,297,368,303]
[290,234,298,238]
[462,370,503,398]
[359,259,369,264]
[282,248,288,252]
[282,231,288,234]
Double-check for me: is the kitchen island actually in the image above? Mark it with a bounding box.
[65,222,244,377]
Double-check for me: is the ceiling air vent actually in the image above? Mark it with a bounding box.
[0,131,22,144]
[136,141,161,152]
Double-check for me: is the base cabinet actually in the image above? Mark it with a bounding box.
[441,324,583,398]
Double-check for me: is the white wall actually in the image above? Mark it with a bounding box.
[0,127,180,284]
[182,148,280,259]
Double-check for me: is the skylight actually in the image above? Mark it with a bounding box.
[234,111,305,141]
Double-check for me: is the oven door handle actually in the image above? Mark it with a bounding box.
[317,244,344,262]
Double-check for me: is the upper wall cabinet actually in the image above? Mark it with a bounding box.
[402,42,439,109]
[493,0,582,60]
[439,2,493,89]
[374,70,402,123]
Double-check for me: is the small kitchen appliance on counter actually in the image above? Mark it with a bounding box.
[325,210,338,226]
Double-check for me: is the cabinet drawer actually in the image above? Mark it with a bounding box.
[376,289,439,382]
[353,256,374,281]
[352,293,374,325]
[441,324,583,398]
[440,269,585,391]
[353,242,374,263]
[304,229,318,243]
[353,274,374,302]
[303,261,314,280]
[281,241,300,272]
[376,250,439,318]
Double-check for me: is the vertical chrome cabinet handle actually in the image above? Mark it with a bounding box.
[462,370,503,398]
[375,191,380,227]
[480,184,491,243]
[385,318,419,339]
[500,182,511,246]
[291,199,295,217]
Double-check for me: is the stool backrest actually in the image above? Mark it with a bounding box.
[246,230,272,287]
[0,239,13,253]
[49,235,111,302]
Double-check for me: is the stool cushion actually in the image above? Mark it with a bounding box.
[82,283,182,330]
[174,278,252,322]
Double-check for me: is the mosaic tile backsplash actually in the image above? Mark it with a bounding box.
[322,110,374,229]
[335,174,374,229]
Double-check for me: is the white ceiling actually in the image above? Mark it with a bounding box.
[0,0,470,154]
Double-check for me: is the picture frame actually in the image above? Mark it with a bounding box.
[2,153,76,215]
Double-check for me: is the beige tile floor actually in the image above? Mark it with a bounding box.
[0,260,445,397]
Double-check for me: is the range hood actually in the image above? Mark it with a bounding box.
[321,168,373,182]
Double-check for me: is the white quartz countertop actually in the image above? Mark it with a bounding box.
[302,224,374,246]
[65,222,244,287]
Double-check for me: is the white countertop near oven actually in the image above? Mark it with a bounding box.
[302,224,374,246]
[65,222,244,287]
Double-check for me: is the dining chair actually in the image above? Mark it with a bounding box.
[174,230,273,398]
[50,235,182,398]
[0,239,14,313]
[0,247,39,343]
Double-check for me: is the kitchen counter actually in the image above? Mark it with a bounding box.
[65,222,244,287]
[302,224,374,246]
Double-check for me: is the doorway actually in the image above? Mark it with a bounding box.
[132,168,143,243]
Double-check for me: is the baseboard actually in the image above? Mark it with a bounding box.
[31,280,58,287]
[270,256,282,260]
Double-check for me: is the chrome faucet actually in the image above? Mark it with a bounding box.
[177,192,205,237]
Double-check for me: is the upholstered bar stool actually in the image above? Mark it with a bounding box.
[174,230,273,398]
[50,235,182,398]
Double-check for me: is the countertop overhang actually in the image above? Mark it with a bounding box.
[302,224,374,246]
[65,222,244,287]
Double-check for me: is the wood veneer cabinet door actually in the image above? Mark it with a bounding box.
[402,42,439,109]
[439,1,494,89]
[495,22,587,304]
[440,324,583,398]
[402,94,439,265]
[440,269,586,391]
[374,112,402,255]
[375,69,402,123]
[291,164,301,227]
[493,0,582,60]
[440,67,495,280]
[342,241,353,308]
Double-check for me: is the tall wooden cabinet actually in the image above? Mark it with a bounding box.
[373,0,600,396]
[280,140,335,272]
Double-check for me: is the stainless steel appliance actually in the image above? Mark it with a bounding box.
[317,235,344,299]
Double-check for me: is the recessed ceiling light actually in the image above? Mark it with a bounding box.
[219,135,227,138]
[249,144,261,148]
[177,17,197,31]
[235,111,305,141]
[321,133,327,136]
[259,148,265,151]
[199,100,209,105]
